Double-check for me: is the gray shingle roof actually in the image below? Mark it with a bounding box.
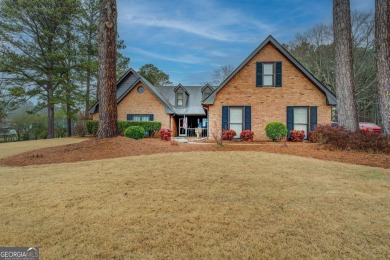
[203,35,337,105]
[159,86,206,115]
[88,68,208,115]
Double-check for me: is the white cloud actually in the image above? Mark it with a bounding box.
[125,16,236,42]
[129,47,204,64]
[119,0,274,43]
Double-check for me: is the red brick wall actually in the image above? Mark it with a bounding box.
[93,82,171,129]
[209,42,332,140]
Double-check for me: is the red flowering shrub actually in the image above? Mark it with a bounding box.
[290,130,305,142]
[310,124,390,154]
[308,131,316,142]
[222,129,236,140]
[240,130,254,141]
[158,128,172,141]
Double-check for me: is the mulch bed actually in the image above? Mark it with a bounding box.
[0,136,389,169]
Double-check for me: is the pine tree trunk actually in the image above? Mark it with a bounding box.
[47,80,55,139]
[375,0,390,136]
[96,0,118,139]
[85,30,92,117]
[333,0,359,131]
[85,68,91,117]
[67,95,72,137]
[67,117,72,137]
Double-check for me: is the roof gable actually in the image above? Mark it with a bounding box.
[174,84,189,95]
[201,83,214,92]
[88,68,174,114]
[203,35,336,105]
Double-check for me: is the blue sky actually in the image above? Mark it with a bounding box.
[117,0,374,85]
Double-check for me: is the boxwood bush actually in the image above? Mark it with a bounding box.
[124,126,145,140]
[85,120,162,136]
[265,122,287,141]
[117,121,161,134]
[86,120,99,135]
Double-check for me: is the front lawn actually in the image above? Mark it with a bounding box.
[0,151,389,258]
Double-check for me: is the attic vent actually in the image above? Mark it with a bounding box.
[137,86,144,93]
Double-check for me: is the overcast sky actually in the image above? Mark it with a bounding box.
[117,0,374,85]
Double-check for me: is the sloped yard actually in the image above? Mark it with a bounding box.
[0,136,389,169]
[0,149,389,258]
[0,137,85,159]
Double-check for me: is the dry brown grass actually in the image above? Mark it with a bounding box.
[0,151,389,259]
[0,138,86,159]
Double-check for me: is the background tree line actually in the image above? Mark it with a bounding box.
[284,10,378,124]
[0,0,130,138]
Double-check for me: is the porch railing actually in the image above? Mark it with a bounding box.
[186,128,208,138]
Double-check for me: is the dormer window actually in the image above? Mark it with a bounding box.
[175,84,189,107]
[177,93,183,106]
[201,84,214,100]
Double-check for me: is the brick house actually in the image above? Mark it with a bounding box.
[89,35,336,140]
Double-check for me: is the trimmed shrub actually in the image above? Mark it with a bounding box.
[86,120,99,135]
[308,131,316,142]
[265,122,287,141]
[240,130,254,141]
[290,130,305,142]
[124,126,145,140]
[85,120,162,136]
[222,129,236,140]
[311,124,390,154]
[117,121,161,134]
[158,128,172,141]
[74,122,87,137]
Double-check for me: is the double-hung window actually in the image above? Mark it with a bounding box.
[177,93,183,107]
[263,63,274,86]
[286,106,318,140]
[256,61,282,87]
[293,107,308,138]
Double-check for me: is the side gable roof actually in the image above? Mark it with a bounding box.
[88,68,174,114]
[203,35,337,105]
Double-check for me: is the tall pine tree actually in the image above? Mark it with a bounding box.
[96,0,118,138]
[375,0,390,136]
[333,0,359,131]
[0,0,79,138]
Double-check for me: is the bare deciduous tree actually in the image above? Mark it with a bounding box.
[375,0,390,136]
[333,0,359,131]
[212,65,234,85]
[96,0,118,139]
[287,11,378,123]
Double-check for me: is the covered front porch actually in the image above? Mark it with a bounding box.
[173,115,208,138]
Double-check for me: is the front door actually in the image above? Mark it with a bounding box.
[178,117,187,136]
[229,107,243,138]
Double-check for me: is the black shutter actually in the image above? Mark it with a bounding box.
[222,106,229,130]
[310,107,317,131]
[244,106,251,130]
[149,114,154,121]
[275,61,282,87]
[287,106,294,138]
[256,62,263,87]
[127,114,134,120]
